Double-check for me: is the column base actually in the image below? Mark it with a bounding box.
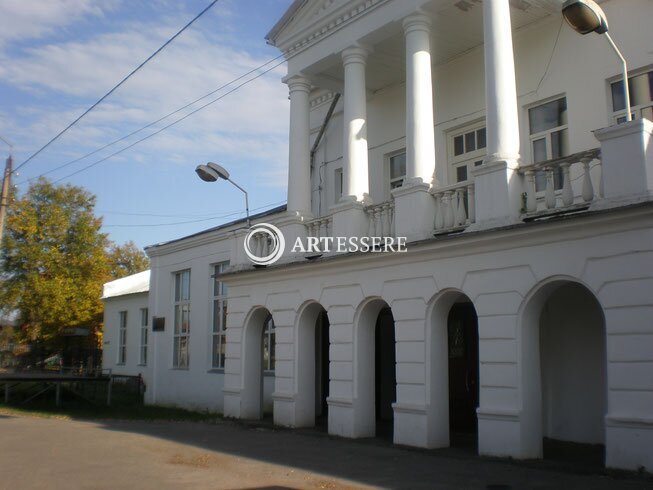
[468,159,521,231]
[477,408,538,459]
[392,182,435,242]
[393,403,431,447]
[606,415,653,471]
[330,198,368,242]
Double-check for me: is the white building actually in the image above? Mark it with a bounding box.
[102,270,150,377]
[143,0,653,471]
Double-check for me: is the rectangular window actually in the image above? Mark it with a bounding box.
[528,97,568,191]
[118,311,127,365]
[334,168,343,203]
[211,262,229,369]
[611,69,653,123]
[449,124,486,184]
[173,270,191,368]
[139,308,148,365]
[389,152,406,189]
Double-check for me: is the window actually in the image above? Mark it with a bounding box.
[389,152,406,189]
[528,97,568,191]
[262,314,275,372]
[611,69,653,123]
[173,270,191,368]
[334,168,343,203]
[139,308,148,365]
[449,124,486,184]
[118,311,127,365]
[211,262,229,369]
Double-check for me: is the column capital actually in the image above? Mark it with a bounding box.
[341,45,370,66]
[283,74,311,93]
[402,12,431,35]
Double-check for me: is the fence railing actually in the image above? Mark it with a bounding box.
[519,148,601,215]
[365,200,395,237]
[306,215,333,239]
[431,181,476,233]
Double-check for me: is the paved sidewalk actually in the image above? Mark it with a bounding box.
[0,413,650,489]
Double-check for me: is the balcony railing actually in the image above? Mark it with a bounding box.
[431,181,476,233]
[306,215,333,238]
[365,200,395,237]
[519,148,601,217]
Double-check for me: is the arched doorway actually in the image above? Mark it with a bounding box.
[241,307,275,420]
[521,279,606,463]
[354,298,396,439]
[427,290,478,449]
[295,302,330,428]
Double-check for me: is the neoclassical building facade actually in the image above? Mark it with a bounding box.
[143,0,653,471]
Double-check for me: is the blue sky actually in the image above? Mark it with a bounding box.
[0,0,293,249]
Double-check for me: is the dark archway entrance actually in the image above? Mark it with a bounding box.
[447,302,479,447]
[315,310,330,428]
[375,306,396,439]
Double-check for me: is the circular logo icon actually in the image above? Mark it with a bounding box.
[243,223,285,266]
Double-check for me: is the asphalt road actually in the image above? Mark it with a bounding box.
[0,413,650,490]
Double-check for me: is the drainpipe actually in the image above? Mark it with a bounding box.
[310,93,341,217]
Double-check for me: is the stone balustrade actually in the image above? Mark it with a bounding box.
[365,201,395,237]
[519,148,602,216]
[306,215,333,239]
[431,181,476,233]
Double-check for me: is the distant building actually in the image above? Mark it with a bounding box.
[101,271,150,377]
[139,0,652,472]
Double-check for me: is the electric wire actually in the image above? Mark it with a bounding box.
[13,0,221,173]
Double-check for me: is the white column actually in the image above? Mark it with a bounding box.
[483,0,520,164]
[403,13,436,186]
[341,46,370,203]
[285,75,312,216]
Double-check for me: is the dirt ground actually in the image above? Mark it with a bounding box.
[0,413,650,490]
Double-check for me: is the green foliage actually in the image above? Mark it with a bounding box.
[107,240,149,279]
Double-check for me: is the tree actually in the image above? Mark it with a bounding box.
[107,240,149,279]
[0,178,110,345]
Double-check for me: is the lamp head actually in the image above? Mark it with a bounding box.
[562,0,608,35]
[206,162,230,180]
[195,164,219,182]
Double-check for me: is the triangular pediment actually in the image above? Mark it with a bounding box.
[266,0,367,47]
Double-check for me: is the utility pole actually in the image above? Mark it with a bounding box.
[0,135,14,242]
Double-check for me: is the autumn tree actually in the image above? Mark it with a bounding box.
[107,240,149,279]
[0,178,110,347]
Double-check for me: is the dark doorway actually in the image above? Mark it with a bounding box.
[375,307,396,439]
[448,302,479,445]
[315,310,330,428]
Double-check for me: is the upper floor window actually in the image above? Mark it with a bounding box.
[139,307,148,366]
[528,97,568,191]
[211,262,229,370]
[448,124,486,183]
[389,152,406,189]
[262,314,275,372]
[611,69,653,123]
[118,311,127,365]
[173,269,191,369]
[334,168,343,203]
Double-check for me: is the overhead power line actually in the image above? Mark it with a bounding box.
[50,58,286,184]
[14,0,221,173]
[20,54,284,184]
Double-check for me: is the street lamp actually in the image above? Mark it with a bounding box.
[562,0,632,121]
[195,162,251,227]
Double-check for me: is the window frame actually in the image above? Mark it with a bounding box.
[447,121,487,185]
[527,95,569,192]
[609,66,653,124]
[139,307,148,366]
[117,310,127,365]
[334,167,343,204]
[210,262,229,370]
[387,150,407,191]
[173,269,191,369]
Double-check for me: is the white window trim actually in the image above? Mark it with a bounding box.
[446,120,487,185]
[210,262,229,371]
[117,310,127,365]
[173,270,191,369]
[139,307,148,366]
[608,65,653,124]
[387,149,406,191]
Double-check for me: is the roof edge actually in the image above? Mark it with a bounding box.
[265,0,309,45]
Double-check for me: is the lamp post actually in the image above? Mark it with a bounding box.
[195,162,251,227]
[562,0,632,122]
[0,135,13,241]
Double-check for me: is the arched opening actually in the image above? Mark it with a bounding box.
[521,279,606,465]
[241,307,275,420]
[427,290,478,450]
[295,302,330,428]
[354,298,396,439]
